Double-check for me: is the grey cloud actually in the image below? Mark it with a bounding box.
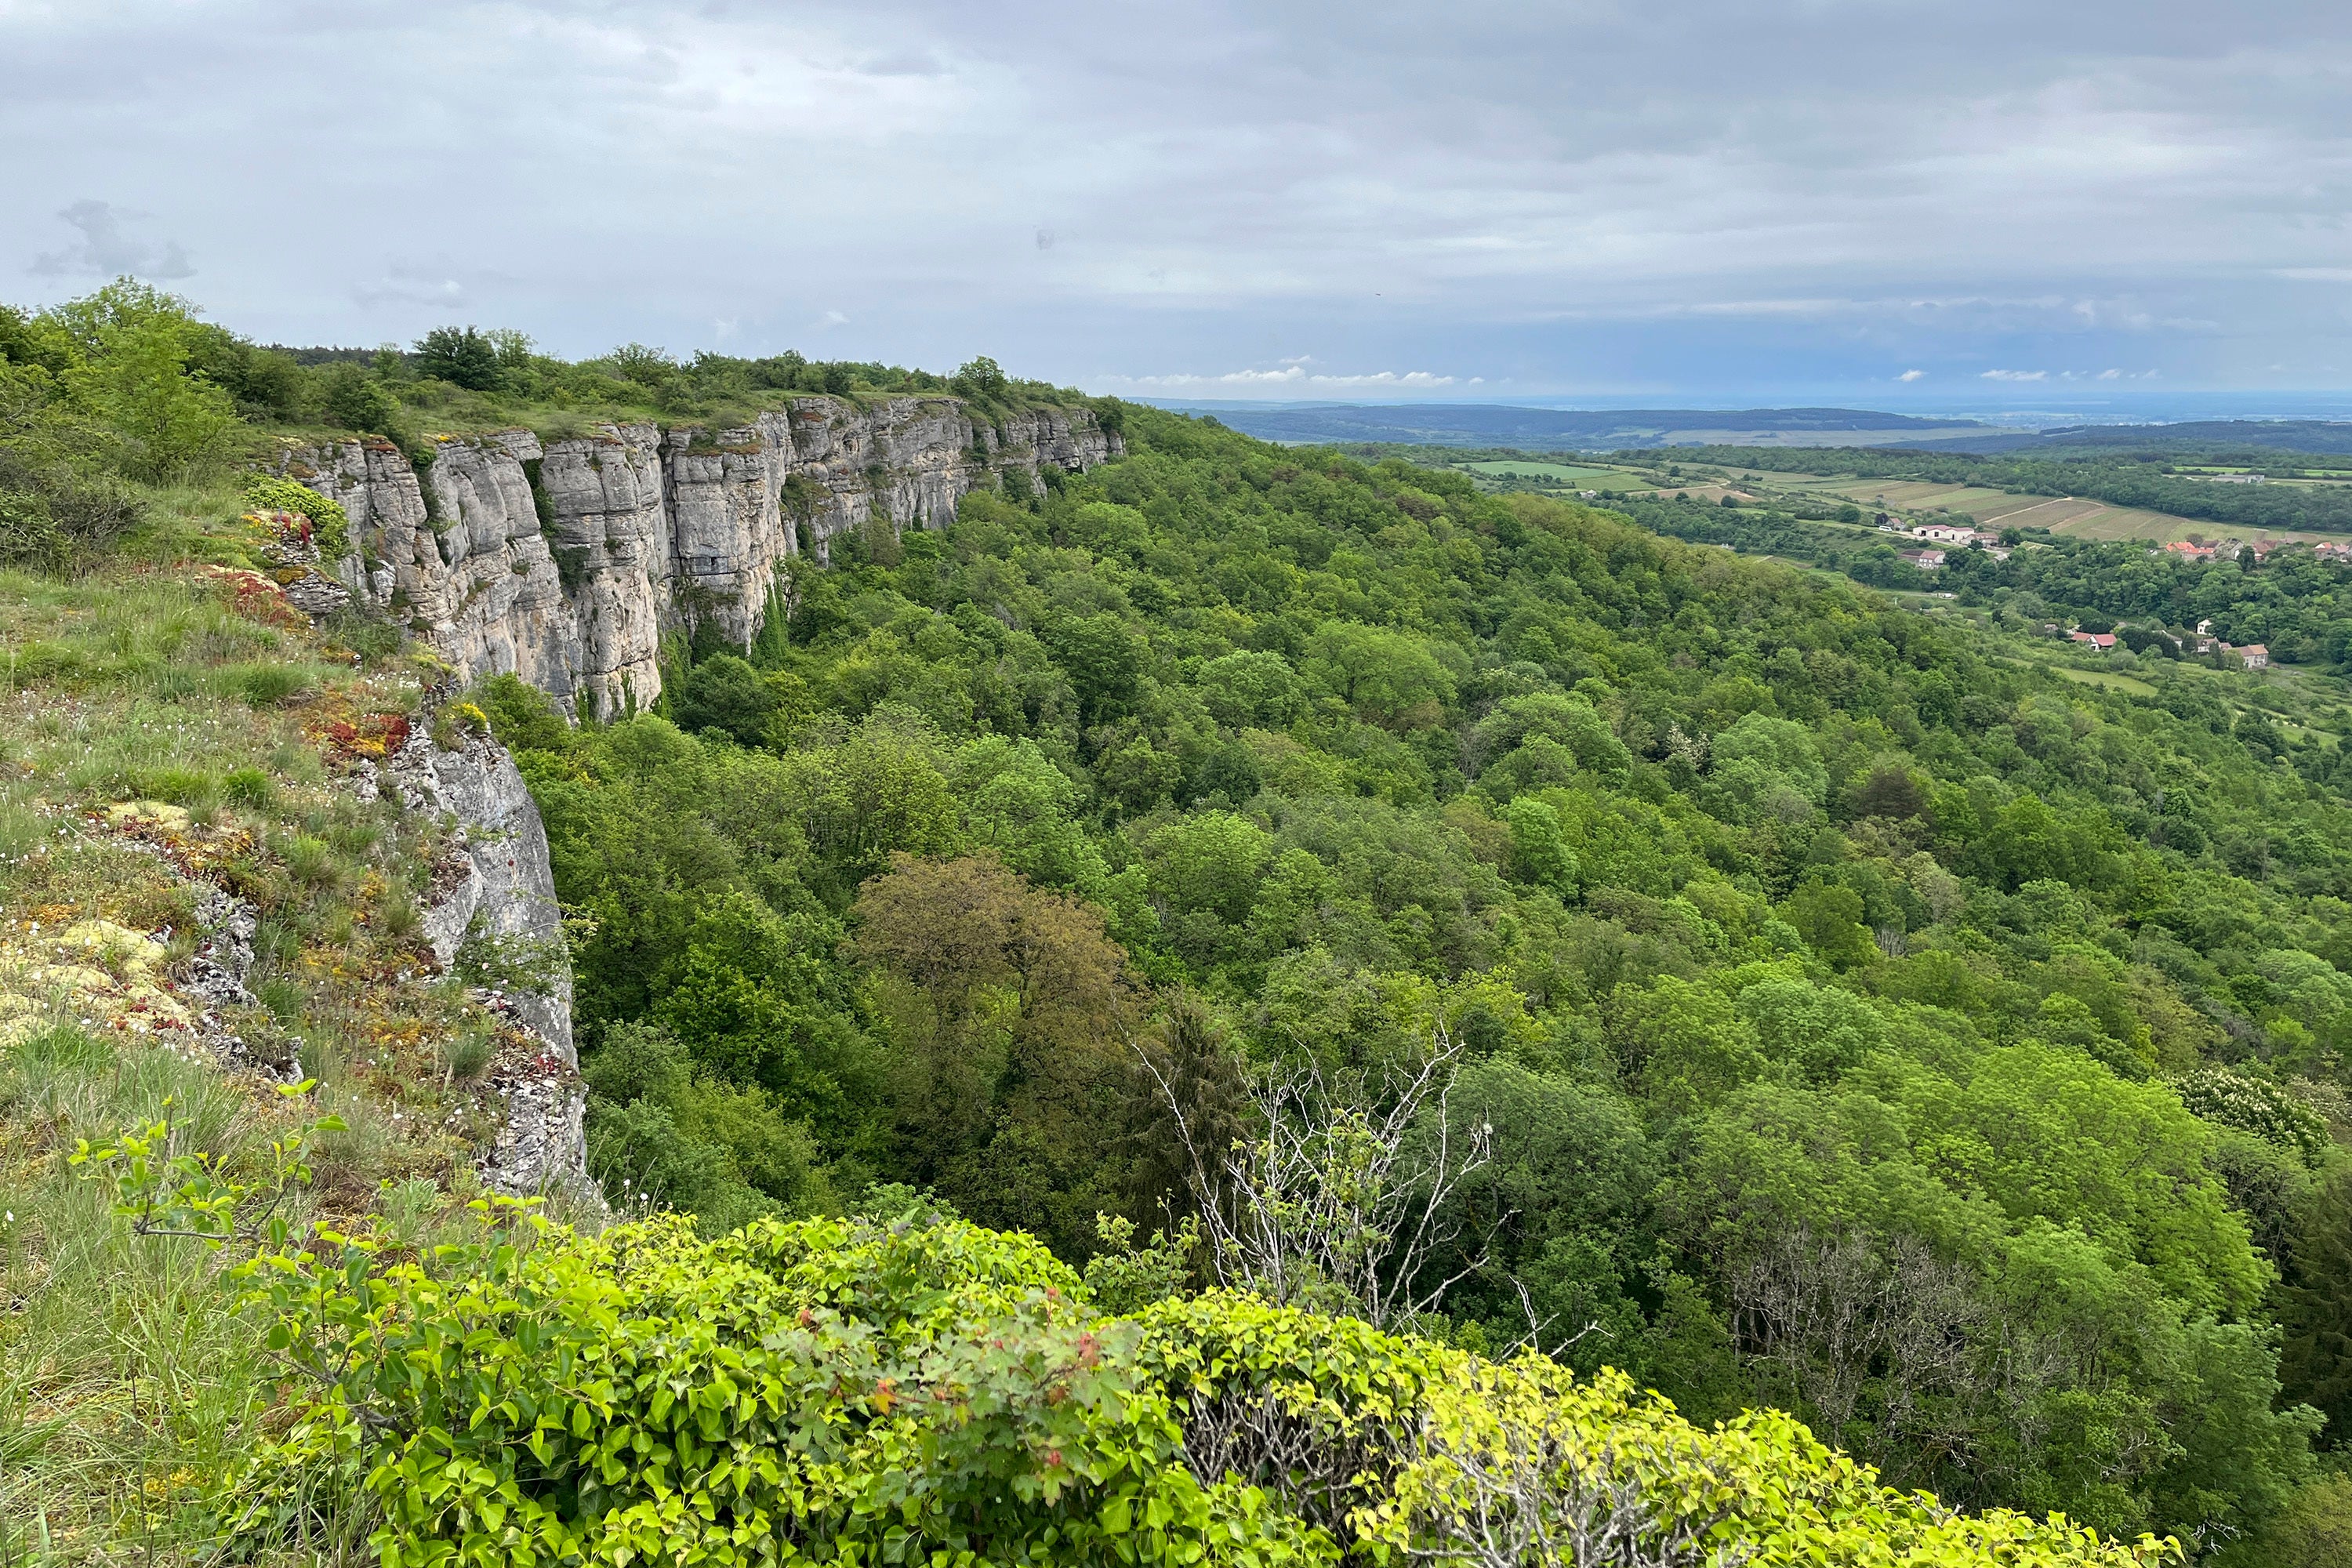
[3,1,2350,395]
[29,200,194,279]
[353,266,471,309]
[853,47,947,77]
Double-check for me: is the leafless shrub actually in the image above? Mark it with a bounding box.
[0,447,142,571]
[1180,1378,1404,1532]
[1410,1420,1748,1568]
[1136,1025,1495,1329]
[1726,1226,2169,1502]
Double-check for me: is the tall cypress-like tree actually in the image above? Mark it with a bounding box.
[2280,1163,2352,1446]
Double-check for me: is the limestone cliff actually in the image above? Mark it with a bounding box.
[277,396,1119,718]
[367,726,588,1198]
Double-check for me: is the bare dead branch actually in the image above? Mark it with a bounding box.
[1138,1023,1497,1330]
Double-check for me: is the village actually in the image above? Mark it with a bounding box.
[2054,619,2269,669]
[1866,513,2352,670]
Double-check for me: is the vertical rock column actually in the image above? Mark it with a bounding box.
[395,730,589,1198]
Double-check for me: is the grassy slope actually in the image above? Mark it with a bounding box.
[0,499,596,1560]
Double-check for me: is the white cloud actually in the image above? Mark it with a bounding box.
[352,264,470,309]
[1897,368,1926,381]
[1980,368,2049,381]
[28,199,192,279]
[1102,365,1461,391]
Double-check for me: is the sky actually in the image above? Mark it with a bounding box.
[5,0,2352,408]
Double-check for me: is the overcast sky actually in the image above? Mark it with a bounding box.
[5,0,2352,405]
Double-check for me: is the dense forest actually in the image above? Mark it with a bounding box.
[456,401,2352,1552]
[4,286,2350,1564]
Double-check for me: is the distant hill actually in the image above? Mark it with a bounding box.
[1148,401,1999,448]
[1898,419,2352,457]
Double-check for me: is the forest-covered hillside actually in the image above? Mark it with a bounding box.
[2,286,2349,1564]
[492,403,2352,1552]
[1612,488,2352,671]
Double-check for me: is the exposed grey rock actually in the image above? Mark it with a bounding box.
[186,882,258,1011]
[273,396,1118,718]
[396,730,574,1064]
[389,727,590,1199]
[473,1002,592,1202]
[280,570,352,618]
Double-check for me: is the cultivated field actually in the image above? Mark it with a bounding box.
[1744,471,2324,544]
[1459,460,1652,491]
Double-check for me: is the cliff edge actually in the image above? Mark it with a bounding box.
[276,396,1119,718]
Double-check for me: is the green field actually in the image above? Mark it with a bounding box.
[1458,460,1650,491]
[2050,666,2160,697]
[1745,471,2325,544]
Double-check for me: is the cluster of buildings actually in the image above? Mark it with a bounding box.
[1893,524,2352,575]
[2157,537,2352,564]
[1889,519,2013,571]
[2058,618,2269,669]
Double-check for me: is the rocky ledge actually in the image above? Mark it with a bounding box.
[276,397,1119,720]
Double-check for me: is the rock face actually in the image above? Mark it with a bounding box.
[383,728,589,1199]
[271,394,1120,1202]
[407,734,575,1062]
[278,397,1120,718]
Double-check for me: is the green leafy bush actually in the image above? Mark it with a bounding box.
[238,1212,2170,1568]
[243,473,350,559]
[321,361,401,433]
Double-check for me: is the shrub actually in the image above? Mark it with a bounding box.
[236,1213,2171,1568]
[670,653,778,746]
[440,1029,494,1084]
[243,474,350,560]
[471,672,572,754]
[0,446,142,569]
[56,285,246,481]
[320,362,400,434]
[412,326,504,392]
[281,834,339,888]
[234,662,312,707]
[320,605,402,662]
[134,764,220,808]
[223,765,276,808]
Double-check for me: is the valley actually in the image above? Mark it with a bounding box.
[2,288,2348,1566]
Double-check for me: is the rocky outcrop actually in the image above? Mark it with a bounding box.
[371,727,588,1199]
[277,396,1120,718]
[270,394,1120,1199]
[404,733,575,1062]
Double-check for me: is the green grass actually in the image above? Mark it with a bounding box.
[0,1022,284,1560]
[0,555,601,1563]
[1458,460,1649,489]
[2049,665,2161,697]
[0,1014,528,1563]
